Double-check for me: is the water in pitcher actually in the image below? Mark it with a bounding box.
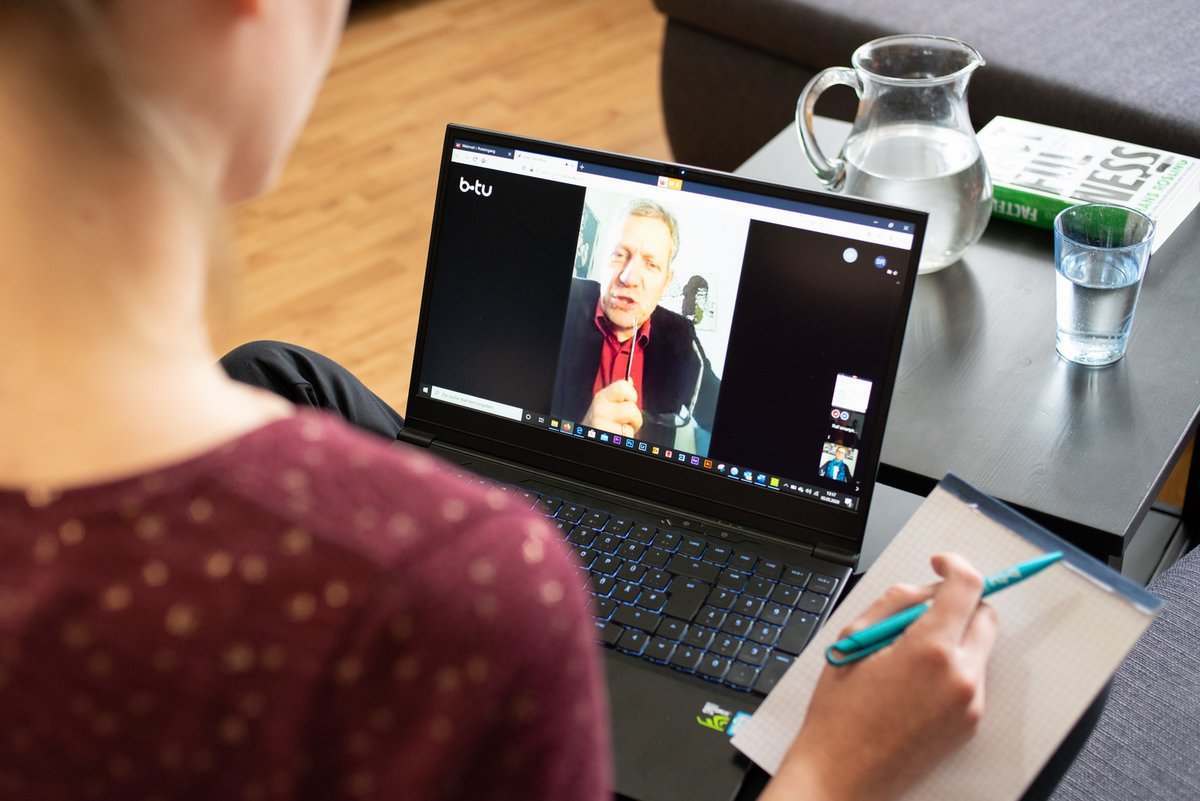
[843,124,991,272]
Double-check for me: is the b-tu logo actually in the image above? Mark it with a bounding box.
[459,176,493,197]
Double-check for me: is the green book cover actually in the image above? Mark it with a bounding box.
[978,116,1200,253]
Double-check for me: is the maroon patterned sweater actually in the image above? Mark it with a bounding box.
[0,412,609,800]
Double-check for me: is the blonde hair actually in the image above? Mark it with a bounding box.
[623,198,681,264]
[1,0,236,327]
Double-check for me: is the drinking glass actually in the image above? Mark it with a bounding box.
[1054,204,1154,366]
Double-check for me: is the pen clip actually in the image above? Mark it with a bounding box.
[826,634,900,666]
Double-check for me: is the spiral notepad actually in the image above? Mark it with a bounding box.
[731,475,1159,801]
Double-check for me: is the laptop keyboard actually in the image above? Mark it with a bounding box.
[470,474,841,696]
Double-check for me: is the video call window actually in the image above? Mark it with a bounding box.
[549,188,750,458]
[816,375,870,484]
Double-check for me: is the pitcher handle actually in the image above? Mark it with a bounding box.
[795,66,861,190]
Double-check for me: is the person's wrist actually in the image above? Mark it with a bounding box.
[759,749,850,801]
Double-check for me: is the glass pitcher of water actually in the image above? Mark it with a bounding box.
[796,35,991,273]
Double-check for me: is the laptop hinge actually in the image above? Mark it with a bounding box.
[813,544,857,568]
[396,427,435,448]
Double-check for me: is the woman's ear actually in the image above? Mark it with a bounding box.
[233,0,268,16]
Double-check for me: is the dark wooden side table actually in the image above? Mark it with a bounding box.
[737,121,1199,581]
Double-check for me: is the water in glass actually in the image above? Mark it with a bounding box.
[1055,250,1143,366]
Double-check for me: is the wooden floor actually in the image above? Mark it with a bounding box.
[217,0,1191,507]
[218,0,670,412]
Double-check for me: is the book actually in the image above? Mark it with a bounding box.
[731,474,1160,801]
[977,116,1200,253]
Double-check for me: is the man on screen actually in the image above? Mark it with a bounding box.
[551,199,719,452]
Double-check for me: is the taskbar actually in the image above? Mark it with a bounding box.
[417,384,861,512]
[523,407,860,513]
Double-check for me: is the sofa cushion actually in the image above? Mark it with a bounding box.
[1044,544,1200,801]
[655,0,1199,159]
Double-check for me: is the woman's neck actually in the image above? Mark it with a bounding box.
[0,78,291,491]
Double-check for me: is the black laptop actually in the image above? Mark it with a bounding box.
[398,125,927,801]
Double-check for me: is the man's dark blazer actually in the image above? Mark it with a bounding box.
[551,279,719,447]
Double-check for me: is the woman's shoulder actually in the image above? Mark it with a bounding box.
[207,411,554,569]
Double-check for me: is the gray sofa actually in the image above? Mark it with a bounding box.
[653,0,1200,171]
[1046,541,1200,801]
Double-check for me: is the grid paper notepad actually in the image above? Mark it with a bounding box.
[732,475,1160,801]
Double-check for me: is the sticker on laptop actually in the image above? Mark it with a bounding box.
[695,702,752,737]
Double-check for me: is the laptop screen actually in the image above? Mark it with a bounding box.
[405,125,924,558]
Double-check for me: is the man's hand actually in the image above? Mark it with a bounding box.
[761,553,999,801]
[582,379,643,438]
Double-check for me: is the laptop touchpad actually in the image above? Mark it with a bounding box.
[605,652,759,801]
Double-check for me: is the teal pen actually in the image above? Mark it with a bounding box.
[825,551,1064,666]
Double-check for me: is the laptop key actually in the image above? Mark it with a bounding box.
[658,618,688,641]
[706,587,737,610]
[592,597,617,619]
[733,596,764,618]
[629,524,657,543]
[666,555,719,584]
[759,604,791,626]
[581,511,608,530]
[776,612,818,655]
[556,504,585,524]
[768,583,801,607]
[594,534,622,554]
[668,646,703,673]
[704,544,732,566]
[589,573,617,597]
[614,562,647,584]
[745,576,776,599]
[683,625,715,650]
[663,576,709,620]
[711,635,742,659]
[616,541,646,562]
[678,538,707,559]
[697,655,731,682]
[755,653,794,694]
[731,551,758,572]
[612,603,661,634]
[645,636,677,663]
[642,547,672,570]
[593,620,623,647]
[641,569,670,591]
[616,628,649,656]
[568,526,597,547]
[720,614,753,638]
[747,622,781,647]
[797,592,829,615]
[809,573,839,596]
[517,489,540,508]
[636,590,667,614]
[725,663,759,692]
[572,547,597,570]
[605,517,633,536]
[717,569,748,592]
[781,566,811,588]
[696,606,727,630]
[737,643,770,667]
[536,497,563,517]
[754,558,783,580]
[593,555,623,576]
[652,530,681,552]
[612,582,641,605]
[548,520,572,537]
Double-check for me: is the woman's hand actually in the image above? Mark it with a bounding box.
[760,553,999,801]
